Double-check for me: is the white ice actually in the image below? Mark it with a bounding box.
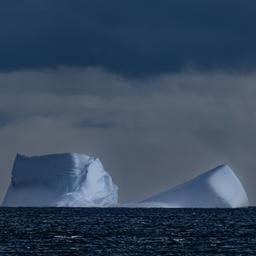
[2,153,118,207]
[2,154,249,208]
[143,165,249,208]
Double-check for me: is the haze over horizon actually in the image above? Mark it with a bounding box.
[1,1,256,205]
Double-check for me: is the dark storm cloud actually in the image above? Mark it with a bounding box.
[1,0,256,75]
[1,68,256,204]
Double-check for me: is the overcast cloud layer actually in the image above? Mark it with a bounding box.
[0,67,256,204]
[0,0,256,75]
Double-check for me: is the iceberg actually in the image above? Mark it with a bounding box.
[1,154,249,208]
[143,165,249,208]
[2,153,118,207]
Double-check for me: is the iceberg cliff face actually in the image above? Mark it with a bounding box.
[2,153,118,207]
[143,165,249,208]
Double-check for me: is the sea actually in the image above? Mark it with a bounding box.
[0,207,255,255]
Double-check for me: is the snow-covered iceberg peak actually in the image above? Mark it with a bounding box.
[2,153,118,207]
[143,165,249,208]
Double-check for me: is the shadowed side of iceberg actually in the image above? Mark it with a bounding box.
[2,153,118,207]
[143,165,249,208]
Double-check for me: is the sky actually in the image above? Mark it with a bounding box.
[1,1,256,204]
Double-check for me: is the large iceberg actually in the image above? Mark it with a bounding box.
[143,165,249,208]
[2,153,118,207]
[2,154,249,208]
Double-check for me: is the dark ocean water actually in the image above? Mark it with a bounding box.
[0,207,255,256]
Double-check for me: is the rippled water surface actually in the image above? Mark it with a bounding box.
[0,207,256,255]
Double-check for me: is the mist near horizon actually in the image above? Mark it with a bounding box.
[1,68,256,205]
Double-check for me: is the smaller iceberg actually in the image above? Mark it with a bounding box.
[143,165,249,208]
[2,153,118,207]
